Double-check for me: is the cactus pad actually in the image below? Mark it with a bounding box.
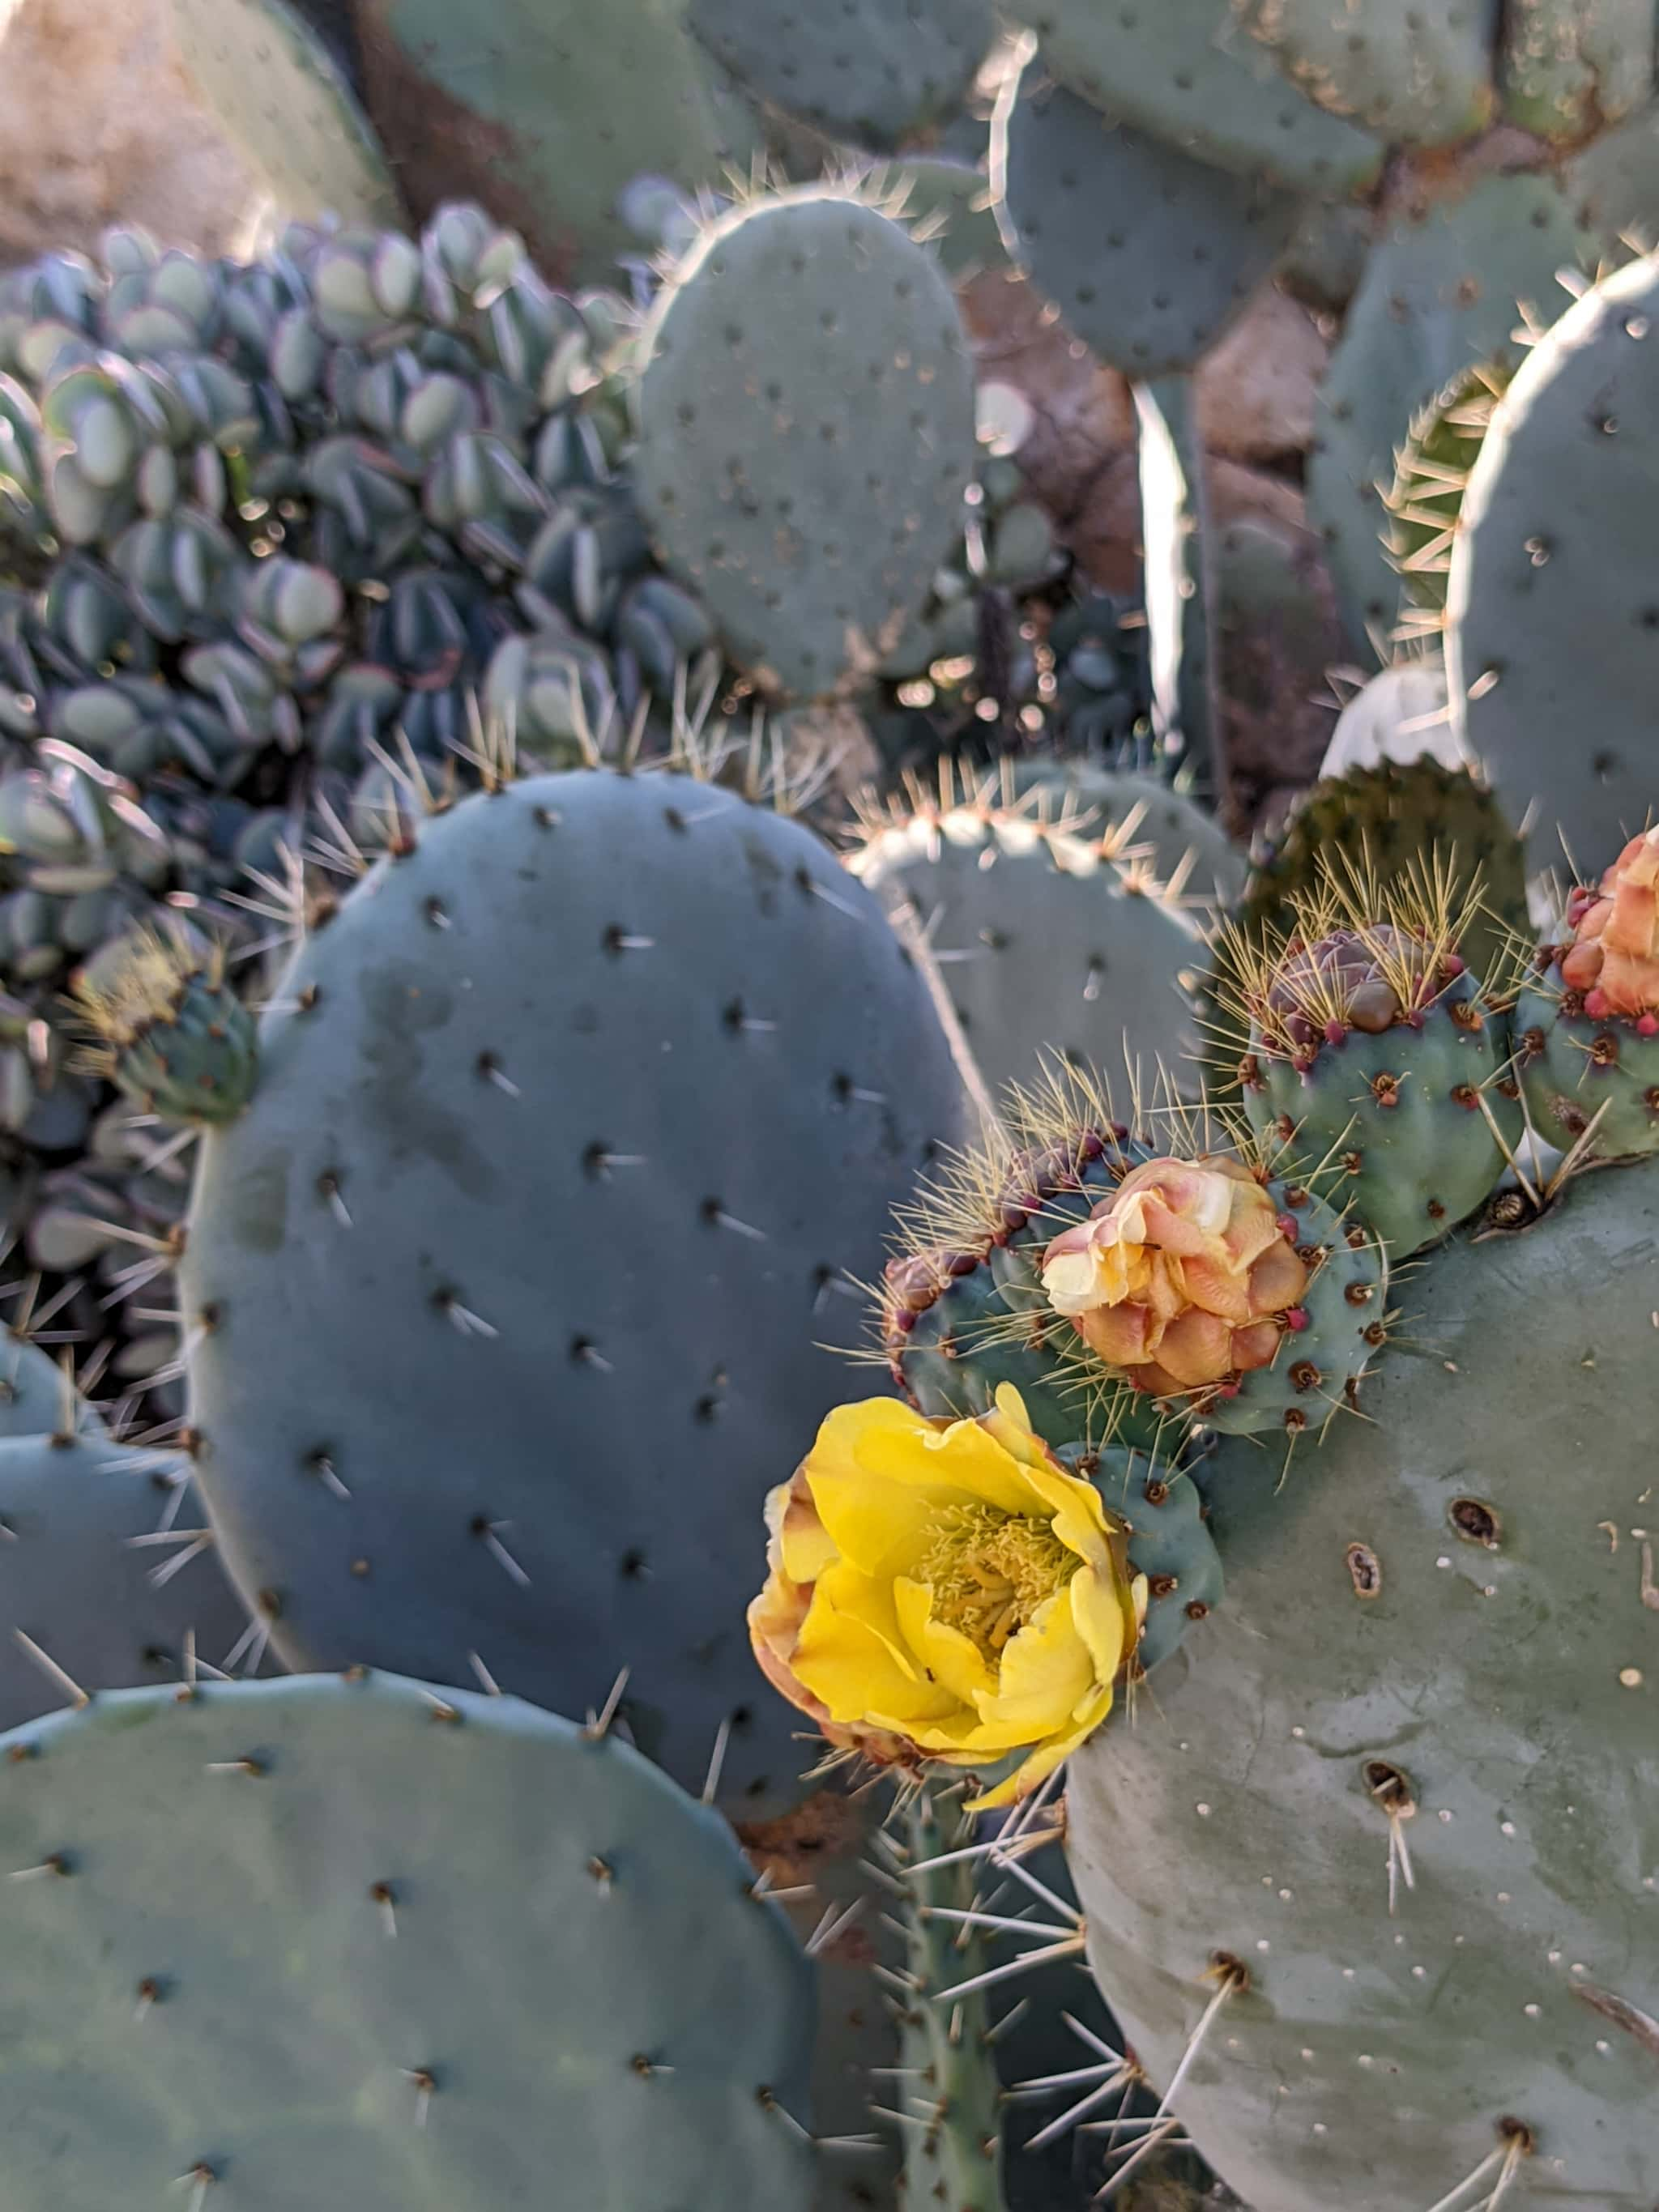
[688,0,997,152]
[850,788,1212,1102]
[178,769,962,1801]
[1066,1157,1659,2210]
[1449,250,1659,859]
[1307,174,1589,651]
[168,0,403,228]
[0,1671,817,2210]
[633,189,977,702]
[1233,0,1497,146]
[0,1433,255,1734]
[992,65,1303,380]
[1024,0,1382,196]
[1499,0,1654,139]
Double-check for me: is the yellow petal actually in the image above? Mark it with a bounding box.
[966,1684,1116,1811]
[807,1467,964,1579]
[893,1575,997,1706]
[981,1383,1048,1470]
[766,1478,839,1585]
[853,1409,1052,1518]
[974,1588,1096,1738]
[793,1561,962,1727]
[1068,1562,1134,1686]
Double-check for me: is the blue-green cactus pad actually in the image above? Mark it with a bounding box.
[179,771,962,1801]
[633,190,978,701]
[1449,249,1659,859]
[688,0,996,151]
[1308,173,1593,650]
[1066,1155,1659,2210]
[993,62,1305,380]
[1024,0,1382,196]
[0,1671,817,2211]
[0,1434,254,1732]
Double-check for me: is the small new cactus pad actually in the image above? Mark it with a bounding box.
[178,769,963,1801]
[1235,758,1531,990]
[1225,860,1525,1259]
[350,0,759,288]
[688,0,997,151]
[1065,1155,1659,2211]
[849,779,1213,1102]
[1307,174,1590,650]
[633,188,978,701]
[1516,825,1659,1157]
[71,928,257,1125]
[1232,0,1496,145]
[1449,249,1659,858]
[1385,361,1510,629]
[0,1433,256,1733]
[992,62,1304,381]
[168,0,403,228]
[0,1672,817,2210]
[1020,0,1382,196]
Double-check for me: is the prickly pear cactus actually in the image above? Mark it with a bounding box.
[688,0,997,152]
[0,1671,817,2210]
[849,778,1213,1102]
[633,186,978,702]
[1449,248,1659,859]
[992,58,1304,381]
[1235,757,1531,988]
[1233,0,1495,145]
[177,766,962,1801]
[1022,0,1382,195]
[0,1430,256,1732]
[1222,855,1526,1260]
[888,1788,1007,2211]
[168,0,402,228]
[1065,1154,1659,2210]
[1386,361,1510,629]
[1009,762,1246,905]
[1307,174,1589,651]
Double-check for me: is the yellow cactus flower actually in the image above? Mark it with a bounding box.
[748,1387,1146,1809]
[1041,1154,1307,1396]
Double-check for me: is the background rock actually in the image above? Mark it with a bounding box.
[0,0,266,267]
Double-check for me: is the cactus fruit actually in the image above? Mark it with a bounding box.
[633,187,979,703]
[1307,175,1591,652]
[0,1671,817,2210]
[70,927,257,1125]
[848,773,1213,1102]
[1064,1152,1659,2211]
[1516,825,1659,1157]
[0,1430,257,1733]
[1449,248,1659,858]
[1222,860,1525,1259]
[168,0,402,229]
[176,765,962,1801]
[991,61,1304,383]
[687,0,997,153]
[1021,0,1382,197]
